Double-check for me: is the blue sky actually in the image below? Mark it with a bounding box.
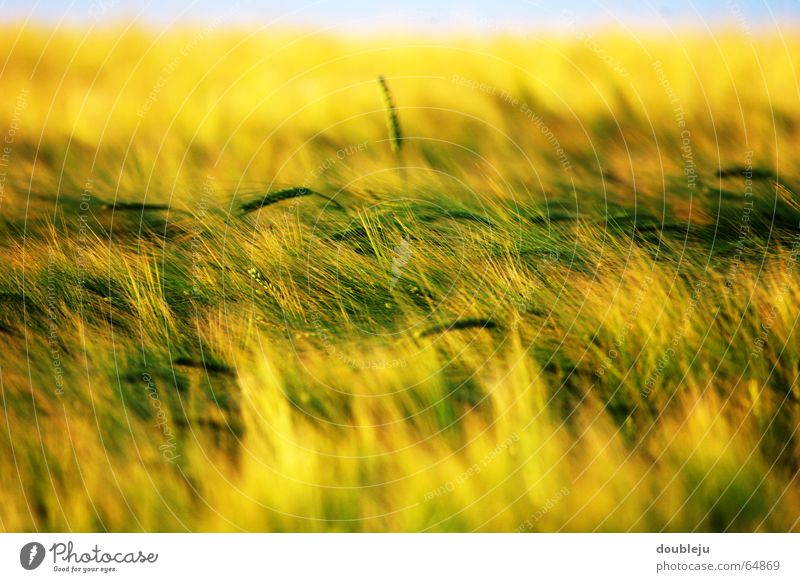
[2,0,798,30]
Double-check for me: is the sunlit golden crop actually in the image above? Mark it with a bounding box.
[1,25,799,531]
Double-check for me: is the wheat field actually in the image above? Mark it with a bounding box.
[0,25,799,532]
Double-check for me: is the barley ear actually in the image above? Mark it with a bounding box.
[378,75,403,156]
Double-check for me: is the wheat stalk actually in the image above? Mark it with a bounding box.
[240,187,343,214]
[378,75,403,156]
[417,317,498,338]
